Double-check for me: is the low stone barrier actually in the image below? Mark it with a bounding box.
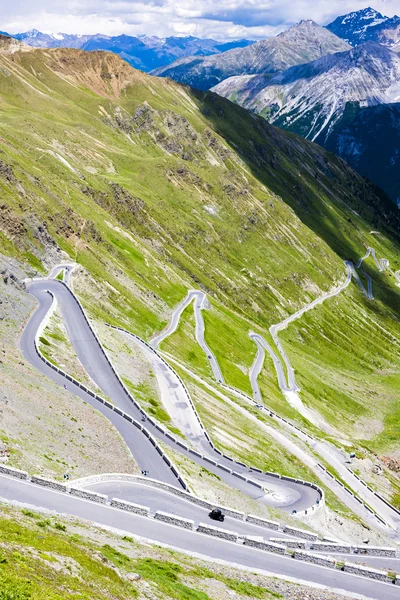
[311,542,351,553]
[246,515,279,531]
[197,523,238,542]
[31,476,68,492]
[232,472,247,481]
[217,464,232,474]
[110,498,150,516]
[111,326,325,515]
[273,538,306,549]
[244,537,286,554]
[283,526,318,541]
[343,562,391,582]
[218,507,245,520]
[353,546,396,557]
[69,487,107,504]
[0,465,28,480]
[294,550,336,568]
[265,471,280,479]
[155,511,194,530]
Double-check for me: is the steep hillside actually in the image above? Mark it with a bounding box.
[151,21,351,90]
[213,42,400,200]
[0,504,359,600]
[0,35,399,471]
[327,103,400,204]
[326,6,400,49]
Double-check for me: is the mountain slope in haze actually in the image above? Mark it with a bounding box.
[326,6,400,50]
[3,29,253,71]
[213,42,400,201]
[327,103,400,204]
[151,20,351,90]
[0,35,399,464]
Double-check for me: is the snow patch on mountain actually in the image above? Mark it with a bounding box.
[326,7,400,48]
[213,42,400,143]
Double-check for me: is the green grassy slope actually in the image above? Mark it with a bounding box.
[0,39,398,462]
[0,504,297,599]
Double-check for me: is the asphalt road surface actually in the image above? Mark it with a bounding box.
[21,278,320,512]
[0,474,399,600]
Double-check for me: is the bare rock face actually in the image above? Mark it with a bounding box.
[381,456,400,473]
[213,42,400,144]
[151,21,350,91]
[213,42,400,202]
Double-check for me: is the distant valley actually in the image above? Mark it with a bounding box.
[0,28,253,71]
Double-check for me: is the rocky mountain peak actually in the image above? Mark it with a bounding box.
[326,6,400,47]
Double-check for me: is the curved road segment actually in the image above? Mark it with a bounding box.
[20,278,319,513]
[150,290,225,383]
[7,252,399,596]
[0,474,399,600]
[148,257,400,530]
[249,260,374,401]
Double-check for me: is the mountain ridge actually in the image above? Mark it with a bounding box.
[212,41,400,201]
[326,6,400,49]
[0,29,254,71]
[151,20,351,90]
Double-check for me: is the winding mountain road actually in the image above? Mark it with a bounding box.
[151,290,225,383]
[2,252,398,596]
[1,473,399,600]
[249,260,373,402]
[20,276,320,512]
[150,256,400,530]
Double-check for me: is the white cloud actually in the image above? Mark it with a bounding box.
[2,1,400,40]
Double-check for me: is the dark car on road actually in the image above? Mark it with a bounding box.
[208,508,224,522]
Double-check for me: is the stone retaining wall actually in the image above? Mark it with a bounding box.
[311,542,351,553]
[244,537,286,554]
[31,476,68,492]
[0,465,28,480]
[294,550,336,567]
[155,511,194,530]
[353,546,396,557]
[245,515,279,530]
[283,526,318,541]
[69,487,107,504]
[197,523,238,542]
[273,538,306,549]
[343,562,391,582]
[110,498,150,516]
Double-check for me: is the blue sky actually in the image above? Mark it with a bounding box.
[2,1,399,39]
